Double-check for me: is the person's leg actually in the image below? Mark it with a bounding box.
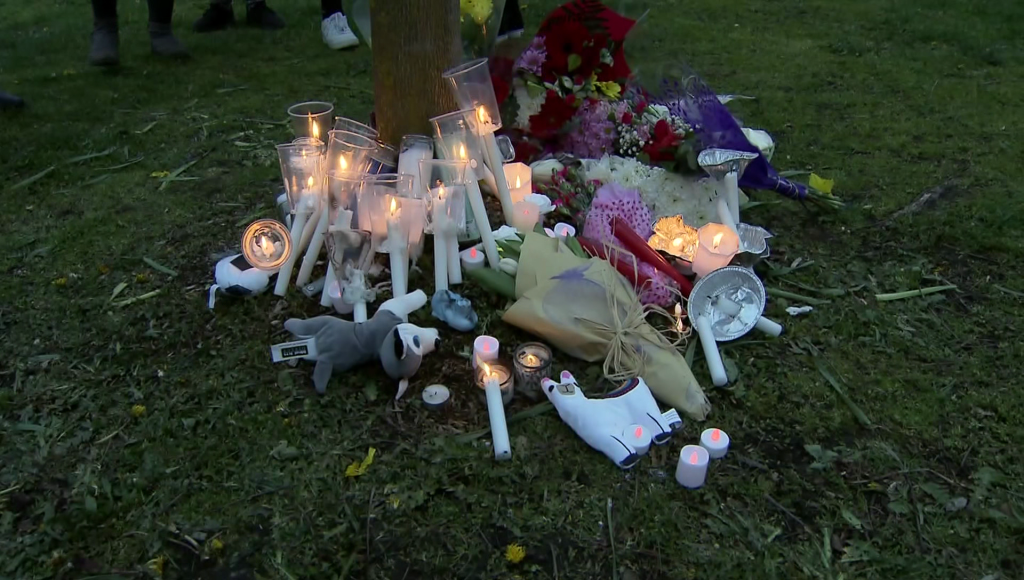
[245,0,285,30]
[0,89,25,110]
[147,0,189,57]
[89,0,120,67]
[497,0,524,41]
[321,0,357,50]
[194,0,236,33]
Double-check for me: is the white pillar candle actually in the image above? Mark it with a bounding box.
[460,246,486,271]
[353,300,368,323]
[465,163,501,269]
[386,197,408,300]
[430,186,450,292]
[273,200,310,296]
[700,428,730,459]
[725,171,741,226]
[477,114,515,224]
[319,210,353,307]
[295,204,330,287]
[623,424,652,456]
[694,314,728,387]
[326,280,354,315]
[397,141,433,198]
[473,335,499,369]
[716,197,739,236]
[692,224,740,279]
[553,222,576,238]
[676,444,710,489]
[476,159,499,200]
[447,233,462,285]
[510,200,540,233]
[714,295,783,337]
[481,361,512,461]
[503,162,532,204]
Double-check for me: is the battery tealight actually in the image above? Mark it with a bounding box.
[675,445,710,489]
[623,424,652,456]
[700,428,730,459]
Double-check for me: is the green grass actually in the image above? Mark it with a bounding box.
[3,0,1024,578]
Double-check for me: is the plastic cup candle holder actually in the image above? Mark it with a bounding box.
[700,428,730,459]
[692,224,740,278]
[504,162,532,204]
[421,160,470,292]
[475,360,514,406]
[356,173,414,253]
[333,116,378,139]
[241,219,291,272]
[397,135,435,198]
[274,141,325,296]
[473,335,499,369]
[287,101,334,143]
[367,141,398,175]
[676,445,710,489]
[327,130,377,177]
[442,59,503,134]
[512,342,552,401]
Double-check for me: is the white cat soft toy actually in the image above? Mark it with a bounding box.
[542,371,682,469]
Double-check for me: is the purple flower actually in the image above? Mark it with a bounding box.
[515,35,548,76]
[562,100,616,159]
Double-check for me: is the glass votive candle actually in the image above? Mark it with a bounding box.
[327,130,376,176]
[287,101,334,144]
[476,361,514,406]
[333,116,378,139]
[442,58,502,133]
[511,200,540,233]
[241,219,291,272]
[367,141,398,175]
[513,342,552,401]
[692,223,740,278]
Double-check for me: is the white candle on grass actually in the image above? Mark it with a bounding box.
[475,107,515,224]
[481,361,512,461]
[273,199,309,296]
[465,162,500,269]
[623,424,652,456]
[296,203,329,287]
[700,428,730,459]
[386,197,408,300]
[460,246,485,271]
[725,171,741,226]
[714,295,783,337]
[431,186,450,292]
[676,445,710,489]
[447,232,462,285]
[472,335,499,369]
[695,314,728,387]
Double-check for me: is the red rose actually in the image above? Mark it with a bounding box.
[635,100,647,115]
[621,111,633,125]
[643,119,682,162]
[492,74,511,106]
[529,90,578,140]
[543,23,603,80]
[490,56,514,106]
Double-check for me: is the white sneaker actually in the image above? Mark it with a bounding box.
[322,12,358,50]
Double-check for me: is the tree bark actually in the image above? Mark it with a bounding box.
[370,0,462,147]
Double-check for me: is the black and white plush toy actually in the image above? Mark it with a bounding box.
[208,254,273,309]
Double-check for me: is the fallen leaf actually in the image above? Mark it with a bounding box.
[150,171,170,178]
[270,441,300,461]
[110,281,128,301]
[345,447,377,477]
[944,497,968,512]
[809,173,835,194]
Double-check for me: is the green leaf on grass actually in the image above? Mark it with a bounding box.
[136,121,158,134]
[143,257,178,277]
[65,146,116,164]
[887,500,911,514]
[841,508,864,531]
[110,281,128,301]
[815,358,872,427]
[84,495,97,512]
[363,382,379,402]
[11,166,55,190]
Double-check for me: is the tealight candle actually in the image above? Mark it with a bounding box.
[512,342,552,401]
[460,246,486,271]
[692,224,740,278]
[623,424,652,456]
[422,384,451,411]
[700,428,730,459]
[676,444,710,489]
[511,200,540,233]
[553,223,576,238]
[473,335,499,369]
[504,163,532,204]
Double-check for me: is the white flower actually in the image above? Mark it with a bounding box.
[643,104,671,123]
[513,81,545,129]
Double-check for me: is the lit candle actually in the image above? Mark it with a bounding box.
[460,246,485,271]
[241,219,291,272]
[386,196,408,300]
[460,150,500,269]
[512,342,552,401]
[319,209,352,307]
[700,428,730,459]
[552,223,576,238]
[295,199,330,287]
[475,361,514,405]
[694,314,728,387]
[503,162,532,204]
[273,178,318,297]
[430,185,450,292]
[422,384,451,411]
[475,106,515,224]
[691,224,740,279]
[623,424,652,456]
[714,295,783,337]
[473,335,499,369]
[308,112,321,144]
[447,229,462,286]
[480,360,512,461]
[675,445,710,489]
[510,200,540,233]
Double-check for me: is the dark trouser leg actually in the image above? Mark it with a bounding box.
[148,0,189,57]
[91,0,117,20]
[321,0,343,19]
[89,0,120,66]
[147,0,174,25]
[498,0,524,37]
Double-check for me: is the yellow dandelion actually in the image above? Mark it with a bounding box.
[135,272,150,283]
[504,543,526,564]
[345,447,377,478]
[210,538,224,552]
[388,495,401,509]
[52,277,68,287]
[283,418,293,427]
[98,265,111,275]
[146,555,166,576]
[131,404,147,418]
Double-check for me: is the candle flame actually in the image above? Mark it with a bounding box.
[258,235,275,257]
[690,451,699,465]
[515,175,521,188]
[389,197,398,216]
[307,176,315,188]
[470,247,477,258]
[524,353,539,366]
[480,360,497,380]
[438,184,446,199]
[672,237,683,248]
[476,106,489,125]
[458,143,467,160]
[712,231,724,250]
[339,155,348,171]
[712,429,721,442]
[634,426,644,438]
[674,303,683,332]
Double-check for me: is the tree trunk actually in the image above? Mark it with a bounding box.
[370,0,462,147]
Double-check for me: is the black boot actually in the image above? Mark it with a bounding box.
[0,90,25,110]
[246,2,285,30]
[194,3,235,32]
[149,22,189,58]
[89,18,120,66]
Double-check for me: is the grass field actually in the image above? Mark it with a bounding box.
[2,0,1024,578]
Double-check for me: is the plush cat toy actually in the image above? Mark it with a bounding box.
[542,371,683,469]
[279,290,440,399]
